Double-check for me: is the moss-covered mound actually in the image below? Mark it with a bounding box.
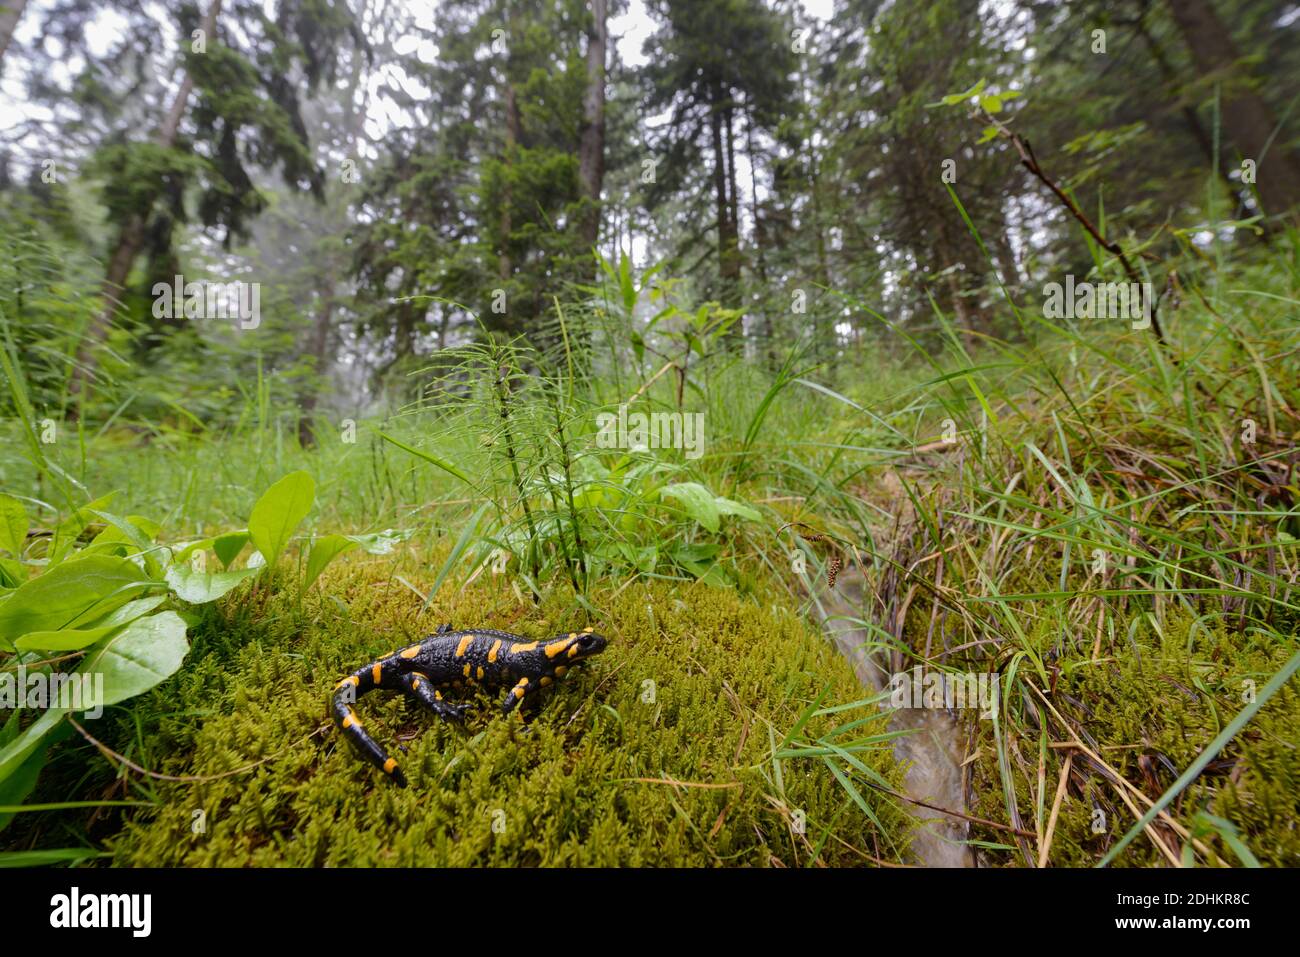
[100,551,907,866]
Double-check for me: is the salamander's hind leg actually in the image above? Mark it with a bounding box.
[401,672,468,721]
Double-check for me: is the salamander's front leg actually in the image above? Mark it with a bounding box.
[400,672,468,721]
[500,675,549,715]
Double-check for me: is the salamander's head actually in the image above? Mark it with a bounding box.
[544,627,608,663]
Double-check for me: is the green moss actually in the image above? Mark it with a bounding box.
[89,551,906,866]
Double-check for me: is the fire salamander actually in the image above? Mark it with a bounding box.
[330,624,608,786]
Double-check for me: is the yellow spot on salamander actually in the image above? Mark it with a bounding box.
[463,663,472,678]
[372,662,383,683]
[554,666,567,677]
[545,639,571,659]
[582,626,594,633]
[383,758,399,774]
[435,690,443,701]
[335,675,360,691]
[513,686,526,699]
[400,645,420,659]
[568,643,580,658]
[342,712,359,730]
[476,666,485,680]
[512,641,538,654]
[455,635,473,658]
[540,676,552,687]
[488,639,502,663]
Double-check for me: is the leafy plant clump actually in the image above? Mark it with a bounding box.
[0,471,398,854]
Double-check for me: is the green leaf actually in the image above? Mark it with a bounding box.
[0,848,110,867]
[344,528,414,555]
[75,611,189,708]
[0,709,66,784]
[248,471,316,568]
[212,530,250,569]
[0,718,49,833]
[620,252,636,313]
[86,511,162,576]
[303,534,359,593]
[977,125,1000,144]
[14,621,122,652]
[714,497,762,522]
[0,554,152,650]
[377,431,474,486]
[0,495,27,556]
[82,595,167,629]
[0,557,25,589]
[164,563,261,603]
[661,482,720,533]
[49,492,117,565]
[423,501,492,608]
[979,94,1003,114]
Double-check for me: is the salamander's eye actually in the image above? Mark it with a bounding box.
[578,632,606,653]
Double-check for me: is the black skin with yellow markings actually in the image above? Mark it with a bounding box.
[331,624,608,787]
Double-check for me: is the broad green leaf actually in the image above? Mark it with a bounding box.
[248,471,315,567]
[303,534,359,593]
[714,497,762,522]
[164,563,261,604]
[660,482,720,533]
[14,621,122,652]
[979,94,1003,114]
[212,530,250,569]
[0,554,151,649]
[83,595,167,630]
[0,495,27,556]
[75,611,189,707]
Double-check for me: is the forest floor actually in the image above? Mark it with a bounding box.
[4,260,1299,867]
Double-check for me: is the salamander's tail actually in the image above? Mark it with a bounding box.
[330,670,407,787]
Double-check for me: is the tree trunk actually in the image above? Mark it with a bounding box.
[69,0,224,408]
[297,289,335,446]
[499,81,520,284]
[0,0,27,73]
[745,105,776,367]
[299,6,370,447]
[1166,0,1300,216]
[577,0,607,266]
[710,82,741,312]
